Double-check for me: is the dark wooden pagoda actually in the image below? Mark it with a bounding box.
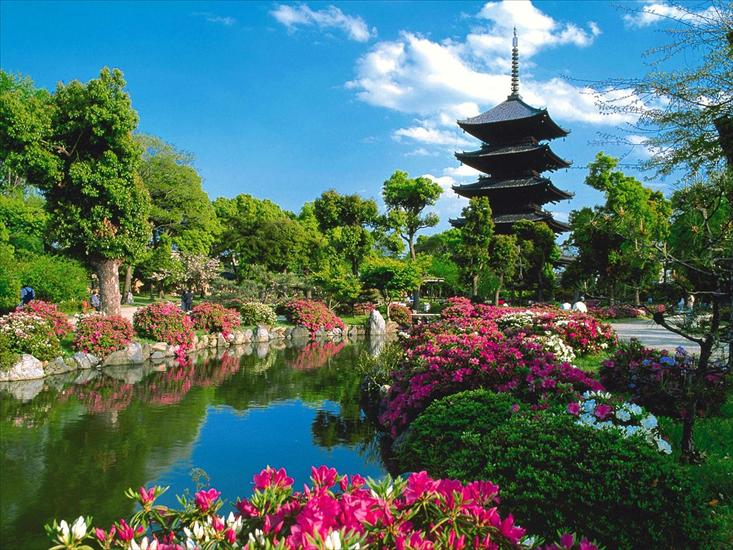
[450,30,572,234]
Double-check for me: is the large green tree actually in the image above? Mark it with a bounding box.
[512,220,560,303]
[458,197,494,297]
[381,170,442,260]
[488,234,520,305]
[360,257,422,319]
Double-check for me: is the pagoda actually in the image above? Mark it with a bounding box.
[450,29,572,234]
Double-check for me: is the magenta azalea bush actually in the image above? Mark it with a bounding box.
[18,300,73,338]
[284,300,344,336]
[133,302,195,349]
[381,331,603,435]
[588,304,646,320]
[600,339,730,419]
[73,315,134,357]
[191,302,241,337]
[46,466,598,550]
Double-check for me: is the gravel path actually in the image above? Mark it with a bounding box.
[610,318,700,354]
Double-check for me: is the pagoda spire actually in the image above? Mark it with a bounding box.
[509,28,520,99]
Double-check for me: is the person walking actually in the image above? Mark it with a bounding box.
[19,284,35,307]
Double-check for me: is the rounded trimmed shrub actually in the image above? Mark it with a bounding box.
[73,314,133,357]
[19,300,73,338]
[405,404,715,549]
[233,301,276,326]
[133,302,194,348]
[18,254,88,304]
[284,299,344,336]
[191,302,241,336]
[388,303,412,327]
[0,311,61,361]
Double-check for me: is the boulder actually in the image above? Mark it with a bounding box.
[71,352,92,370]
[291,326,310,341]
[217,334,228,348]
[0,354,45,381]
[44,356,75,377]
[242,328,253,342]
[254,325,269,343]
[150,350,166,361]
[368,309,387,335]
[152,342,168,352]
[198,335,209,349]
[103,342,145,366]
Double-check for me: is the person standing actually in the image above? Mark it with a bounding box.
[91,290,101,312]
[19,284,35,307]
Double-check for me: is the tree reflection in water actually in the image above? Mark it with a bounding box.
[0,339,383,550]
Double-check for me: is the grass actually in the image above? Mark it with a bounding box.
[573,350,612,374]
[340,314,368,326]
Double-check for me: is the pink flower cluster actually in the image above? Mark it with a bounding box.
[352,302,376,316]
[17,300,73,337]
[588,304,645,320]
[73,315,134,357]
[191,302,241,337]
[133,302,194,351]
[381,331,603,435]
[284,300,345,337]
[388,303,412,326]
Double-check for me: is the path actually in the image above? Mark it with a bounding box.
[610,318,700,354]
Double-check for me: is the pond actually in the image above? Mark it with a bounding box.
[0,339,389,549]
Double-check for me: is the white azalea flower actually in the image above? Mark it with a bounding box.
[325,530,342,550]
[71,516,87,540]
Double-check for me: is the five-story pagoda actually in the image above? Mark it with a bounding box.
[450,29,572,234]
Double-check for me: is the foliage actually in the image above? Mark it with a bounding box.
[0,189,48,254]
[19,300,73,337]
[356,341,404,395]
[309,260,362,308]
[0,330,20,370]
[458,197,494,296]
[352,302,375,316]
[41,466,569,550]
[232,301,276,326]
[191,302,241,337]
[406,406,716,549]
[209,268,305,307]
[175,251,221,295]
[512,220,560,302]
[136,134,220,254]
[360,257,422,306]
[73,315,134,357]
[488,234,520,304]
[133,302,194,348]
[18,253,89,304]
[284,300,344,336]
[0,223,20,312]
[388,303,412,327]
[0,310,61,361]
[587,304,646,320]
[381,170,442,259]
[600,339,730,419]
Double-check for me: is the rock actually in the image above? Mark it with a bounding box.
[73,369,99,384]
[217,333,228,348]
[291,326,310,341]
[0,354,45,381]
[269,327,286,340]
[242,328,253,342]
[256,342,270,358]
[87,354,101,367]
[103,349,128,366]
[226,332,237,344]
[368,309,387,335]
[348,326,360,338]
[3,379,45,401]
[152,342,168,352]
[150,350,166,361]
[208,335,217,348]
[44,356,75,377]
[71,352,92,370]
[284,327,293,339]
[198,335,209,349]
[254,325,269,343]
[166,344,180,357]
[234,331,245,345]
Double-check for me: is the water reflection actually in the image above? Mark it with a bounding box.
[0,338,386,549]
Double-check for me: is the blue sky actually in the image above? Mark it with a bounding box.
[0,1,708,234]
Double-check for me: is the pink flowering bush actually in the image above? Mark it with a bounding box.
[352,302,376,316]
[73,315,134,357]
[45,465,600,550]
[0,311,61,361]
[588,304,646,320]
[388,303,412,327]
[133,302,194,350]
[381,331,603,435]
[284,300,344,337]
[18,300,73,338]
[191,302,241,337]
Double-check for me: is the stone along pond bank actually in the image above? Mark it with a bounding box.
[0,322,382,382]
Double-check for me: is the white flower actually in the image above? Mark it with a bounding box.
[325,530,342,550]
[71,516,87,540]
[131,537,158,550]
[58,520,70,543]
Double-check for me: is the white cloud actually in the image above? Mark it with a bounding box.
[192,12,236,26]
[422,174,466,218]
[271,4,375,42]
[623,2,719,28]
[393,125,473,147]
[443,164,482,179]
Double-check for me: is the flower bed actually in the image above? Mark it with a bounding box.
[73,315,134,357]
[191,302,241,337]
[588,304,646,320]
[46,466,600,550]
[600,339,730,418]
[133,302,194,350]
[0,311,62,361]
[284,299,344,337]
[18,300,73,338]
[381,332,603,435]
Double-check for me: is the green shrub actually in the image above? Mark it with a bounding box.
[415,410,716,549]
[388,303,412,326]
[0,240,20,313]
[0,311,62,361]
[18,254,88,304]
[396,390,518,474]
[0,331,20,371]
[229,301,276,326]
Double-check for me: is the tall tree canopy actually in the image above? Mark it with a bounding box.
[458,197,494,297]
[382,170,442,259]
[512,220,560,303]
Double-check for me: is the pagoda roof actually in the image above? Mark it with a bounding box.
[458,97,568,143]
[450,210,571,234]
[455,142,570,174]
[452,175,573,201]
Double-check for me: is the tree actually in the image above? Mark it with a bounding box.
[512,221,560,303]
[596,2,732,177]
[457,197,494,297]
[569,153,670,304]
[488,234,520,305]
[136,134,219,254]
[0,188,47,254]
[313,190,378,275]
[360,257,422,319]
[382,170,442,259]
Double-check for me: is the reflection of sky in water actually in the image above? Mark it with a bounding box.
[153,400,386,509]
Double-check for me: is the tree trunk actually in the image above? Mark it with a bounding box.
[123,265,133,297]
[609,285,615,306]
[408,234,416,261]
[495,274,503,305]
[95,259,122,316]
[471,274,478,298]
[634,287,641,306]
